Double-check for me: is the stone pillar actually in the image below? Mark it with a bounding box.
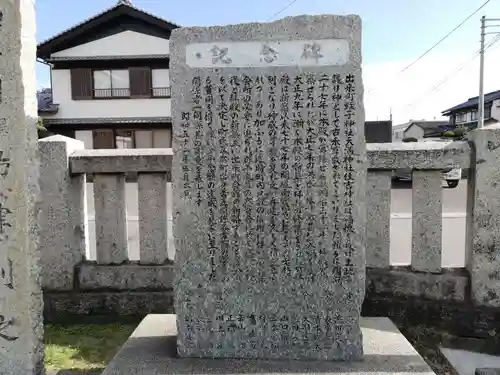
[0,0,44,373]
[467,124,500,307]
[39,135,87,291]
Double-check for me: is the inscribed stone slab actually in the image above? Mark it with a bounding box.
[0,1,44,374]
[101,315,436,375]
[171,14,366,360]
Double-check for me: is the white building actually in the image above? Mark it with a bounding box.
[392,120,449,142]
[37,0,178,149]
[442,89,500,129]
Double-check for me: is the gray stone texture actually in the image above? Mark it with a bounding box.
[171,15,366,360]
[39,135,87,291]
[441,347,500,375]
[138,173,169,264]
[78,264,174,290]
[477,369,500,375]
[366,267,468,302]
[101,314,435,375]
[367,141,471,169]
[412,170,443,273]
[467,124,500,306]
[43,291,175,322]
[366,171,391,268]
[70,148,173,175]
[0,0,44,374]
[94,174,128,264]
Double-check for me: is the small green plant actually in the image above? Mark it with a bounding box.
[37,118,46,131]
[442,130,456,138]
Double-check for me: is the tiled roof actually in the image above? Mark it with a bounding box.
[409,120,448,131]
[37,2,180,49]
[37,88,59,113]
[442,90,500,115]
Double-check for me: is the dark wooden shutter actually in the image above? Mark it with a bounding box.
[70,68,93,100]
[129,67,151,98]
[93,130,115,149]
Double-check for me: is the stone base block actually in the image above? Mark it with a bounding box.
[102,314,435,375]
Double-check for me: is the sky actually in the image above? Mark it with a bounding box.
[35,0,500,124]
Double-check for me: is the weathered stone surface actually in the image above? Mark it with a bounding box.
[138,173,169,264]
[0,1,44,373]
[412,170,443,273]
[171,15,366,360]
[366,171,391,268]
[366,267,468,302]
[476,369,500,375]
[467,124,500,307]
[101,315,435,375]
[367,141,470,170]
[43,291,175,323]
[94,174,128,264]
[39,135,87,291]
[70,148,173,175]
[78,264,174,290]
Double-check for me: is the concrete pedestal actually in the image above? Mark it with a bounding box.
[102,314,435,375]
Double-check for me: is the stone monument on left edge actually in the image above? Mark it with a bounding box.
[0,0,44,374]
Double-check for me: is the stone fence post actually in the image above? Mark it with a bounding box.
[38,135,87,291]
[467,124,500,307]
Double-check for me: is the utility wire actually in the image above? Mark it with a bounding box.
[400,0,492,73]
[366,0,493,95]
[406,34,500,109]
[267,0,300,21]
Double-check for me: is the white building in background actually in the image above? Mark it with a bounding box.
[392,120,449,142]
[37,0,179,149]
[442,89,500,129]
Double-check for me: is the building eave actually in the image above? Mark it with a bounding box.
[46,54,170,62]
[37,3,180,61]
[42,117,172,126]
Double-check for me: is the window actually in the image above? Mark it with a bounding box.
[93,69,130,98]
[471,110,478,121]
[70,67,171,100]
[485,106,492,119]
[92,129,172,150]
[91,128,171,182]
[152,69,171,97]
[456,113,467,123]
[115,130,135,149]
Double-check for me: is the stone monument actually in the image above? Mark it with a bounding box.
[102,15,436,375]
[171,14,366,360]
[0,0,44,374]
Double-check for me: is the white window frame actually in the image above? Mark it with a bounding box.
[93,69,130,98]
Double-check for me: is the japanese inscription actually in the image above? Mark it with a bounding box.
[172,14,365,361]
[301,42,324,62]
[174,72,364,358]
[210,45,232,65]
[260,44,279,63]
[186,39,349,68]
[0,315,18,342]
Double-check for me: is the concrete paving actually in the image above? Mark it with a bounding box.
[440,347,500,375]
